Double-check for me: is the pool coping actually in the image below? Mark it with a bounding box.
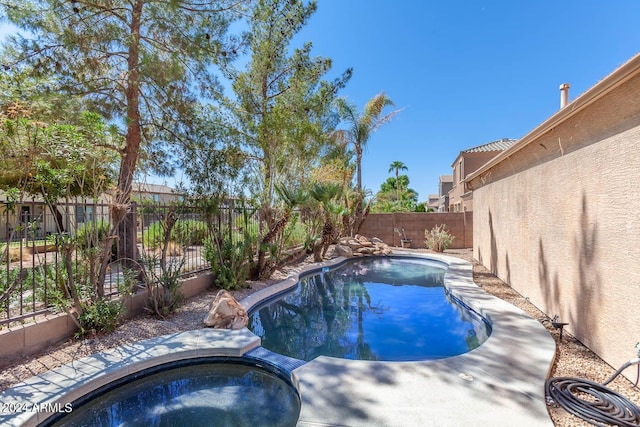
[0,329,261,427]
[0,252,556,426]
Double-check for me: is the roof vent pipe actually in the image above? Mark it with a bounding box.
[559,83,570,108]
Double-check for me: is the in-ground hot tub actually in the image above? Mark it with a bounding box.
[249,257,492,361]
[42,357,300,427]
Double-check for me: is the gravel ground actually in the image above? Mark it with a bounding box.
[1,247,639,426]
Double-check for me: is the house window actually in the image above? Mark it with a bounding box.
[458,160,463,183]
[76,206,94,223]
[20,206,31,223]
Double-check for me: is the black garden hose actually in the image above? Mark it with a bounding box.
[546,375,640,426]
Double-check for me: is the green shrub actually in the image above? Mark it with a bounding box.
[143,254,185,318]
[424,224,455,252]
[76,220,111,250]
[282,214,308,248]
[76,298,125,338]
[172,219,208,246]
[143,219,209,249]
[142,221,165,249]
[204,235,255,290]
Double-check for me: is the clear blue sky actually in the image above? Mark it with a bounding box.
[2,1,640,201]
[294,0,640,200]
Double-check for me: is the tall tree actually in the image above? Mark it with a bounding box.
[0,103,118,232]
[333,92,401,232]
[388,160,408,200]
[1,0,245,267]
[373,174,418,213]
[227,0,351,278]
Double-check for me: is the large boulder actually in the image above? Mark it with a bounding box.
[335,243,354,258]
[203,290,248,330]
[335,235,391,258]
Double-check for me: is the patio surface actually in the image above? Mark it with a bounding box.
[0,253,556,426]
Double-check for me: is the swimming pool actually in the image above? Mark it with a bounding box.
[0,253,556,427]
[249,257,491,361]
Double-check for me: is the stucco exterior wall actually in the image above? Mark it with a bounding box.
[358,212,472,249]
[470,71,640,374]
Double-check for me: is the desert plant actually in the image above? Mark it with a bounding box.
[73,266,135,338]
[424,224,454,252]
[75,297,125,338]
[143,253,185,318]
[204,234,255,291]
[172,219,208,246]
[142,208,186,318]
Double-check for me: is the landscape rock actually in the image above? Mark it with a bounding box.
[335,236,391,258]
[203,290,248,329]
[335,243,354,258]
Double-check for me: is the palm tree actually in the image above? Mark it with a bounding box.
[334,93,402,194]
[388,160,408,200]
[333,92,402,232]
[310,182,343,260]
[255,183,308,279]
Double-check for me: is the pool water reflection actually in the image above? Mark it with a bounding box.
[249,257,491,362]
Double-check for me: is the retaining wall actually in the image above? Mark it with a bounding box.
[0,273,213,368]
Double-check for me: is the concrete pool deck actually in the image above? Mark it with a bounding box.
[0,253,556,426]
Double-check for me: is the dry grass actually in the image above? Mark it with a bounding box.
[1,247,639,426]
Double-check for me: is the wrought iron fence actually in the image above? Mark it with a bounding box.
[0,199,260,327]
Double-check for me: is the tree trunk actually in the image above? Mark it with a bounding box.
[98,0,143,293]
[51,204,66,233]
[254,210,290,280]
[114,0,143,269]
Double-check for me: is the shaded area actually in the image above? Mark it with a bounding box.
[537,192,601,341]
[47,362,299,427]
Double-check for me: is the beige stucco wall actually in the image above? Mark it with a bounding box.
[359,212,473,249]
[470,71,640,375]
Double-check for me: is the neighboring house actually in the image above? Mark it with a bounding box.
[0,182,178,241]
[131,183,181,204]
[0,197,111,240]
[438,175,453,212]
[426,194,439,211]
[448,138,516,212]
[466,53,640,379]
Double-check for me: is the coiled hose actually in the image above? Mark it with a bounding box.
[545,358,640,426]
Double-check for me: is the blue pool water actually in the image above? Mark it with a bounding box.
[249,257,491,361]
[47,360,300,427]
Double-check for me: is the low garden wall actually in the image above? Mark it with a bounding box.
[358,212,473,249]
[0,272,213,368]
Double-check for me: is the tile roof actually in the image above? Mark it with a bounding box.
[462,138,517,153]
[132,182,175,194]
